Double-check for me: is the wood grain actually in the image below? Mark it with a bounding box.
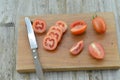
[1,0,120,80]
[16,12,120,72]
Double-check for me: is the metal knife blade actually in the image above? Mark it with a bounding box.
[25,17,44,80]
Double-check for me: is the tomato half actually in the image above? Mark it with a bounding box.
[55,21,68,33]
[70,20,87,35]
[32,19,46,33]
[47,30,62,42]
[92,16,106,34]
[43,36,58,50]
[70,40,84,56]
[88,42,105,59]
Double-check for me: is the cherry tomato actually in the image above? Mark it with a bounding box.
[70,20,87,35]
[92,16,106,34]
[88,42,105,59]
[32,19,46,33]
[70,40,84,55]
[55,21,68,33]
[43,36,58,50]
[47,30,62,42]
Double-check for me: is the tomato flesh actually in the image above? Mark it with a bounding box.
[88,42,105,59]
[92,17,106,34]
[70,40,84,55]
[47,30,62,42]
[49,26,63,35]
[43,36,58,50]
[32,19,46,33]
[70,20,87,35]
[56,21,67,33]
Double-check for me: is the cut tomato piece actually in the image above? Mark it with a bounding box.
[49,25,63,35]
[43,36,58,50]
[70,20,87,35]
[47,30,62,42]
[55,21,67,33]
[70,40,84,56]
[92,16,106,34]
[32,19,46,33]
[88,42,105,59]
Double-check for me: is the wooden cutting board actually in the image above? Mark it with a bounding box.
[16,12,120,73]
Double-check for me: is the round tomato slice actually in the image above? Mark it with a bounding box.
[49,25,63,35]
[43,36,58,50]
[70,20,87,35]
[55,21,68,33]
[47,30,62,42]
[92,16,106,34]
[88,42,105,59]
[32,19,46,33]
[70,40,84,56]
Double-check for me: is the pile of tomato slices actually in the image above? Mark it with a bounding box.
[43,21,67,51]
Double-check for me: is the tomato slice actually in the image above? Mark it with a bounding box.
[70,20,87,35]
[70,40,84,55]
[92,16,106,34]
[47,30,62,42]
[49,25,63,35]
[32,19,46,33]
[88,42,105,59]
[43,36,58,50]
[55,21,68,33]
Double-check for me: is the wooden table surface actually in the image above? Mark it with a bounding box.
[0,0,120,80]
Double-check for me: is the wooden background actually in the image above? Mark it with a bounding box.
[0,0,120,80]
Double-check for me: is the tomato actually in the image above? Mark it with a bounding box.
[43,36,58,50]
[70,20,87,35]
[49,26,63,35]
[92,16,106,34]
[88,42,105,59]
[32,19,46,33]
[70,40,84,55]
[47,30,62,42]
[55,21,68,33]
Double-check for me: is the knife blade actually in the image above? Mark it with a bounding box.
[25,17,44,80]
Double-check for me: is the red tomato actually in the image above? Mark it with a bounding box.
[70,20,87,35]
[88,42,105,59]
[49,26,63,35]
[55,21,68,33]
[70,40,84,55]
[32,19,46,33]
[43,36,58,50]
[92,16,106,34]
[47,30,62,42]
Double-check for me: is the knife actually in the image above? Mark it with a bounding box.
[25,17,44,80]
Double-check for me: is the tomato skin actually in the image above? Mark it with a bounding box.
[88,42,105,59]
[70,20,87,35]
[32,19,46,33]
[43,36,58,50]
[92,17,106,34]
[70,40,84,56]
[55,21,68,33]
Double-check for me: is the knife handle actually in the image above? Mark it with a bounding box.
[32,48,45,80]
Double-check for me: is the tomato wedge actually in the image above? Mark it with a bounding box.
[70,20,87,35]
[47,30,62,42]
[43,36,58,50]
[88,42,105,59]
[32,19,46,33]
[55,21,67,33]
[70,40,84,56]
[92,16,106,34]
